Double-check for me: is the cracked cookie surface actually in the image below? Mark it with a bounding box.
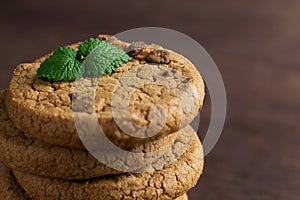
[0,167,189,200]
[0,90,189,180]
[13,131,203,200]
[6,35,205,149]
[0,167,31,200]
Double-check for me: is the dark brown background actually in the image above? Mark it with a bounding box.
[1,0,299,199]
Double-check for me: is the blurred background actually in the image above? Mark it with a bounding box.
[0,0,299,199]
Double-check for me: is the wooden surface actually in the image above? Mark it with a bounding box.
[1,1,299,199]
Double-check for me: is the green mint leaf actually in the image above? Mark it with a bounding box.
[77,38,103,58]
[36,47,83,81]
[78,38,131,76]
[36,38,132,82]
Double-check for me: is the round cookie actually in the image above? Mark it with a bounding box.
[6,35,205,149]
[0,167,30,200]
[13,133,203,200]
[0,167,189,200]
[0,90,185,180]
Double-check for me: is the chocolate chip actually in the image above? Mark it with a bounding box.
[162,70,172,77]
[127,41,148,56]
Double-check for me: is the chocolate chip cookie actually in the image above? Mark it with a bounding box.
[0,167,189,199]
[13,131,203,200]
[1,90,192,180]
[6,35,205,149]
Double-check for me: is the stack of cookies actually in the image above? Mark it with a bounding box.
[0,35,205,200]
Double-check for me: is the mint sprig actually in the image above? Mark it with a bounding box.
[36,47,83,81]
[36,38,131,81]
[77,38,103,58]
[80,38,131,76]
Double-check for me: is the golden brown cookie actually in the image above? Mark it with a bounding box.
[0,167,30,200]
[0,167,188,200]
[6,35,205,149]
[0,90,191,180]
[14,133,203,200]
